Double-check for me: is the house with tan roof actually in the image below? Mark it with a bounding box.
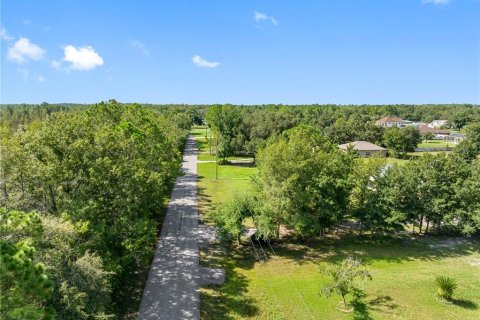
[338,141,387,158]
[375,116,405,128]
[417,125,450,136]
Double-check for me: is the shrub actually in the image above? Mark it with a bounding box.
[434,276,457,301]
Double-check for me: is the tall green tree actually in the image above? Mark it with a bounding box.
[255,125,354,239]
[383,127,421,158]
[205,105,241,160]
[0,208,54,320]
[349,157,401,233]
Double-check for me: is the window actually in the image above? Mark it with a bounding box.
[365,152,371,157]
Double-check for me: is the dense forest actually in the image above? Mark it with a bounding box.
[1,102,479,319]
[0,102,192,319]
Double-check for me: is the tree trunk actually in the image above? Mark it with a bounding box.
[342,294,347,307]
[419,215,424,234]
[425,219,430,234]
[49,185,57,213]
[1,173,8,206]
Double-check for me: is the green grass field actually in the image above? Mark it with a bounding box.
[195,135,480,319]
[193,128,257,214]
[197,162,257,214]
[201,235,480,320]
[418,140,456,148]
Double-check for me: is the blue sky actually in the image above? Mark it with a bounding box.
[1,0,479,104]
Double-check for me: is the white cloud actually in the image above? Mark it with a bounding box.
[421,0,451,4]
[7,38,45,63]
[192,55,220,68]
[0,26,14,41]
[131,40,149,55]
[254,11,278,26]
[36,75,46,82]
[62,45,104,71]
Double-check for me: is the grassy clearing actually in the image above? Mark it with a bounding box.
[191,126,210,139]
[193,128,256,247]
[418,140,456,148]
[198,162,257,214]
[201,235,480,320]
[198,154,254,162]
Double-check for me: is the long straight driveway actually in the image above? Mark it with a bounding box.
[138,136,223,320]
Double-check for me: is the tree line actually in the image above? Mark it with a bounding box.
[0,102,192,319]
[204,104,480,160]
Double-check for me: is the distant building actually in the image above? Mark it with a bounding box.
[445,133,465,144]
[417,125,450,136]
[428,120,449,128]
[338,141,387,157]
[375,116,405,128]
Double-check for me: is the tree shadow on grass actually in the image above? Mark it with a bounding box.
[271,233,480,267]
[197,180,213,216]
[200,242,259,319]
[350,288,399,320]
[195,138,210,152]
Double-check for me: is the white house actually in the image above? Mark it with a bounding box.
[428,120,449,128]
[375,116,405,128]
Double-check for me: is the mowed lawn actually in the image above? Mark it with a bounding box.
[417,140,456,148]
[197,162,257,214]
[194,130,480,320]
[201,236,480,320]
[193,130,257,213]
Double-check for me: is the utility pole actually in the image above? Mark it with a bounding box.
[209,125,212,155]
[215,138,219,180]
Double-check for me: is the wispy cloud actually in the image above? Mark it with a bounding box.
[53,45,104,71]
[254,11,278,26]
[0,26,14,41]
[8,38,45,63]
[131,40,150,55]
[421,0,451,4]
[16,67,46,82]
[17,68,29,80]
[192,55,220,68]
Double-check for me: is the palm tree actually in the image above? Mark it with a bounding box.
[435,276,457,301]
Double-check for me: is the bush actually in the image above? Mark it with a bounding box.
[434,276,457,301]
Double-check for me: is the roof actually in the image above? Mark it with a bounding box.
[376,116,404,124]
[338,141,387,151]
[418,125,450,135]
